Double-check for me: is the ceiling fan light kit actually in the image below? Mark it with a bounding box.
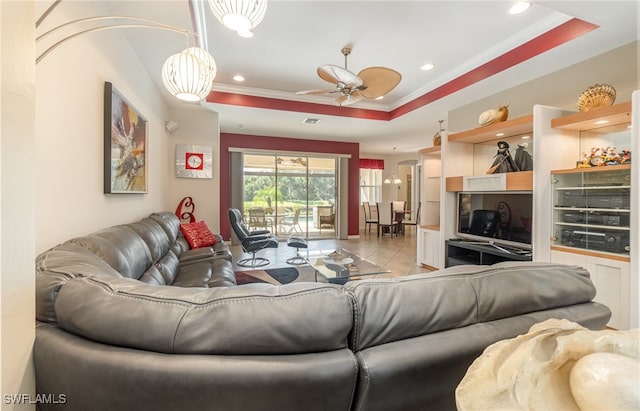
[297,47,401,106]
[208,0,268,36]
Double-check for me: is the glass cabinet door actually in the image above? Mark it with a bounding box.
[551,166,631,256]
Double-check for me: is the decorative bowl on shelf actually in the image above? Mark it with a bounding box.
[577,84,616,112]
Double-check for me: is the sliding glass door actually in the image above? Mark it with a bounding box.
[242,153,337,239]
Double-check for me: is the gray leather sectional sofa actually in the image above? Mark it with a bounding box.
[34,211,611,411]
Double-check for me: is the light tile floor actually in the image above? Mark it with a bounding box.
[230,225,434,279]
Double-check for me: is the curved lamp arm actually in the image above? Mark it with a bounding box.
[36,16,198,64]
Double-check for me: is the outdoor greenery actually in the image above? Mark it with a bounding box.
[243,174,335,210]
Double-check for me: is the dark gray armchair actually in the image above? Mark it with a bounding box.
[228,208,279,267]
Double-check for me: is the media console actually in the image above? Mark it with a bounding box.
[445,239,532,267]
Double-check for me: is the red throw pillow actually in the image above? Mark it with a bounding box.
[180,221,218,249]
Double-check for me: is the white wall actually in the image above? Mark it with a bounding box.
[2,1,36,408]
[0,0,222,401]
[448,41,639,133]
[166,106,222,231]
[35,1,171,252]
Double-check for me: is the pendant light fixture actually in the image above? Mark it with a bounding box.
[208,0,268,37]
[161,46,217,102]
[384,147,402,184]
[35,6,217,103]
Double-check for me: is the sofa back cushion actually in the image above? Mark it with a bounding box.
[53,277,354,355]
[345,262,598,351]
[68,226,153,280]
[150,212,189,254]
[124,218,171,263]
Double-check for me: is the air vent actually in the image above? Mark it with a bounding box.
[303,118,320,124]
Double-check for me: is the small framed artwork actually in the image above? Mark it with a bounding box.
[104,82,148,193]
[176,144,213,179]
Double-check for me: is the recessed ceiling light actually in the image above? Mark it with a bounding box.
[594,120,609,125]
[496,133,505,137]
[375,96,384,100]
[509,1,531,15]
[421,63,435,71]
[233,74,245,82]
[521,135,531,139]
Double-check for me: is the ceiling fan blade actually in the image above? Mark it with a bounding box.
[336,93,362,106]
[317,64,363,88]
[296,89,336,95]
[356,66,402,99]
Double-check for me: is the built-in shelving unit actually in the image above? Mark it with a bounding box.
[550,164,631,262]
[445,240,532,267]
[445,171,533,192]
[545,101,635,330]
[417,144,442,269]
[551,101,631,132]
[430,114,536,270]
[445,114,534,191]
[418,146,441,155]
[418,97,637,329]
[447,114,533,143]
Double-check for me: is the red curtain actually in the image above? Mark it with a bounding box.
[359,158,384,169]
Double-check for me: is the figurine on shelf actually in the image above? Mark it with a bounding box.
[577,154,591,168]
[514,142,533,171]
[478,104,509,127]
[621,150,632,164]
[590,147,606,166]
[604,146,621,165]
[486,141,520,174]
[579,146,630,168]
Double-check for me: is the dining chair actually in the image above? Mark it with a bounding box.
[392,201,406,214]
[392,201,406,234]
[362,202,378,234]
[376,202,399,237]
[402,201,421,233]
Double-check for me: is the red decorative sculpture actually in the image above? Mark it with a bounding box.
[175,196,196,223]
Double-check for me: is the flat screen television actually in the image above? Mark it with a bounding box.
[456,191,533,250]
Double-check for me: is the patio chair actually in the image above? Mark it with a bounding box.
[318,205,335,233]
[279,207,303,234]
[228,208,279,268]
[248,208,274,232]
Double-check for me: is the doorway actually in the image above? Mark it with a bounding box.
[398,160,421,222]
[242,153,337,239]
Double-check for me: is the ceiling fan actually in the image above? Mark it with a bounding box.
[297,47,402,106]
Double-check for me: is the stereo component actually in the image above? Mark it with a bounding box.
[560,229,630,253]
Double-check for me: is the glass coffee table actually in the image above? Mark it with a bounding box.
[306,249,390,284]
